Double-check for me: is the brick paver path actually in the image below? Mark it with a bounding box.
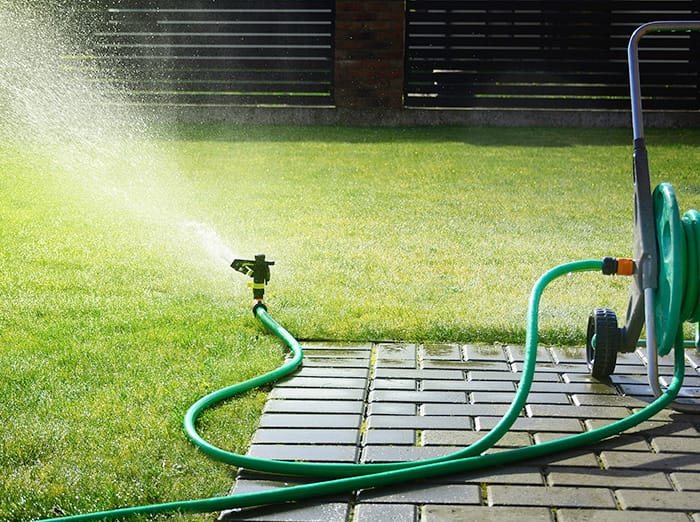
[221,343,700,521]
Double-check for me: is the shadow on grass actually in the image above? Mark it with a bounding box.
[163,124,700,148]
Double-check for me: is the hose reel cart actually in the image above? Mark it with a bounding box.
[585,21,700,414]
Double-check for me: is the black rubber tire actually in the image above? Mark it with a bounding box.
[586,308,621,379]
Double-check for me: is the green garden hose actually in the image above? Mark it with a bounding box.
[38,258,687,522]
[653,183,700,355]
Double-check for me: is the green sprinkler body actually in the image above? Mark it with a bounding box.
[231,254,275,311]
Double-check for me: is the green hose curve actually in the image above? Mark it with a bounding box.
[37,259,685,521]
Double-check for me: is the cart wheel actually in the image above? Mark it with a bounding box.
[586,308,621,379]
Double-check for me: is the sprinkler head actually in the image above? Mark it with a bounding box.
[231,254,275,305]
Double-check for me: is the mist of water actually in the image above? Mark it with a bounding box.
[0,3,239,270]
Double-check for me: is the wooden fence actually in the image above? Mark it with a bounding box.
[83,0,335,107]
[74,1,700,116]
[404,0,700,110]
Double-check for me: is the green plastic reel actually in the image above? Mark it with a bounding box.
[652,183,700,356]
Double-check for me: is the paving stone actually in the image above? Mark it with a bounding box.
[546,466,672,489]
[616,489,700,511]
[275,376,367,389]
[556,509,690,521]
[364,429,415,445]
[506,345,554,363]
[368,402,416,416]
[303,348,370,359]
[487,485,617,508]
[549,346,586,364]
[362,445,468,463]
[252,428,359,445]
[612,383,655,397]
[423,505,553,521]
[571,392,649,408]
[650,435,700,453]
[442,465,544,486]
[524,363,589,374]
[368,415,472,430]
[564,373,617,385]
[471,370,561,382]
[303,341,372,351]
[358,483,481,504]
[476,416,583,433]
[421,343,462,361]
[601,450,700,471]
[421,360,511,371]
[263,400,364,414]
[353,503,416,522]
[259,413,362,429]
[377,343,416,360]
[301,357,369,368]
[463,344,508,361]
[369,390,467,404]
[372,378,416,390]
[422,379,514,392]
[527,404,632,420]
[534,432,650,452]
[528,381,616,394]
[528,451,601,468]
[268,387,365,401]
[584,418,672,434]
[471,391,569,404]
[670,471,700,490]
[421,429,531,448]
[376,358,417,369]
[220,502,350,522]
[247,444,358,462]
[230,474,349,500]
[375,368,465,380]
[292,366,368,378]
[422,403,512,416]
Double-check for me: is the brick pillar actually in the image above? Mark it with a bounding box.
[334,1,405,109]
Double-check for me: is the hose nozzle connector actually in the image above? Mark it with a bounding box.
[231,254,275,310]
[602,256,635,276]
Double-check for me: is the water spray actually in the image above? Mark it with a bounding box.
[37,21,699,522]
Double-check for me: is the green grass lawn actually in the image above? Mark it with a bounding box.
[1,125,699,520]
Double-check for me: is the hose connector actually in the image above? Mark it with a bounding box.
[231,254,275,312]
[602,257,635,276]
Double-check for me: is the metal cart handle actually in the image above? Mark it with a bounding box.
[628,21,700,141]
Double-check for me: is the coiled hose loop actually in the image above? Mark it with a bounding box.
[652,183,700,355]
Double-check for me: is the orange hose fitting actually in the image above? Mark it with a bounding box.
[616,257,635,276]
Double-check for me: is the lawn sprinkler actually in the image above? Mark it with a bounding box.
[40,21,700,522]
[231,254,275,312]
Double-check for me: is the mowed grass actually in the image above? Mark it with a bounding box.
[1,125,699,520]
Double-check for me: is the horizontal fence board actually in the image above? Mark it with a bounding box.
[94,35,332,46]
[406,0,699,11]
[67,66,331,83]
[121,93,333,106]
[77,0,334,107]
[96,0,332,8]
[106,80,332,93]
[405,0,700,110]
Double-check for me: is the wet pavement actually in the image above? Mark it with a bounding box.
[221,342,700,521]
